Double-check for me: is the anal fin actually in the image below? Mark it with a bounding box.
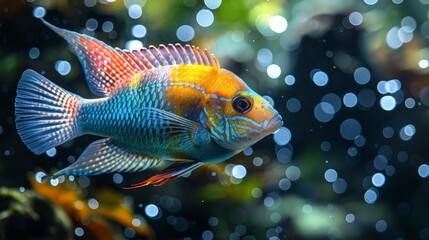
[44,138,161,180]
[123,162,204,189]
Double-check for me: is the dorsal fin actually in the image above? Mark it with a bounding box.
[41,19,220,97]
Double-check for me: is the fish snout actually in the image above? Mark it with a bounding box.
[263,114,283,133]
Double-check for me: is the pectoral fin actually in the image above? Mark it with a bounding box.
[123,162,204,188]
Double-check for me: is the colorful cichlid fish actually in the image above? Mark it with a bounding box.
[15,19,283,188]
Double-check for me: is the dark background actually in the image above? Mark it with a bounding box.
[1,0,429,239]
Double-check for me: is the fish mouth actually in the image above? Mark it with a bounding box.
[263,114,283,133]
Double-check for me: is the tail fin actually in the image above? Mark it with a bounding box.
[15,69,82,154]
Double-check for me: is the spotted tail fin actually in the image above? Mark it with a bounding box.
[15,69,83,154]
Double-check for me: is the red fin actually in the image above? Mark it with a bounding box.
[42,19,140,96]
[123,162,203,189]
[42,19,220,96]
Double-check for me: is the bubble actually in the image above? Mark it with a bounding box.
[33,7,46,18]
[358,89,376,109]
[176,25,195,42]
[421,87,429,106]
[46,147,56,157]
[312,71,329,87]
[354,67,371,85]
[253,157,263,166]
[75,227,84,237]
[324,169,338,182]
[345,213,355,223]
[323,94,341,113]
[125,40,143,51]
[102,21,114,32]
[397,151,408,163]
[364,0,378,5]
[364,189,378,204]
[385,165,395,176]
[204,0,222,9]
[243,147,253,156]
[124,228,136,238]
[284,75,296,85]
[372,173,386,187]
[382,126,394,138]
[257,48,273,67]
[384,79,401,93]
[354,135,366,147]
[88,198,99,209]
[202,230,214,240]
[418,164,429,178]
[285,166,301,181]
[340,119,362,141]
[131,24,147,38]
[269,15,288,33]
[55,60,71,76]
[278,178,291,190]
[29,47,40,59]
[374,155,388,170]
[419,59,429,68]
[392,0,403,4]
[404,98,415,108]
[380,96,397,111]
[267,64,281,79]
[401,16,416,32]
[113,173,123,184]
[286,98,301,113]
[145,204,159,218]
[321,141,331,151]
[86,18,98,31]
[302,204,312,214]
[208,217,219,226]
[273,127,292,146]
[128,4,142,19]
[132,218,141,227]
[343,93,358,107]
[78,176,90,188]
[251,188,262,198]
[399,124,416,141]
[386,27,402,49]
[314,103,334,122]
[84,0,96,7]
[276,148,292,163]
[332,178,347,194]
[375,220,387,232]
[263,95,275,107]
[349,12,363,26]
[398,27,413,43]
[196,9,214,27]
[232,165,247,179]
[264,197,275,208]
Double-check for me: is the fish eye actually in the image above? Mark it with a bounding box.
[232,95,253,113]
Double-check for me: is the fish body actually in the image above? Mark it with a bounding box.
[15,19,283,187]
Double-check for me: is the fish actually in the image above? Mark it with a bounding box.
[15,19,283,188]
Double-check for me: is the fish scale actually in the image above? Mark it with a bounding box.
[15,19,282,187]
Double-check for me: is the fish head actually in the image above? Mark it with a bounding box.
[202,69,283,151]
